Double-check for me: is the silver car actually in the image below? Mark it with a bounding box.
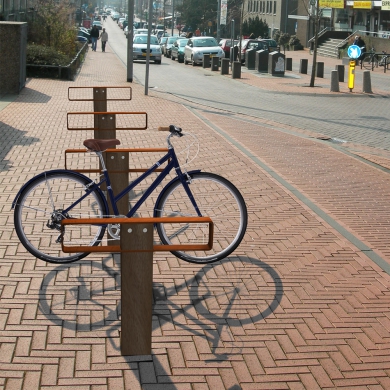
[133,34,162,64]
[184,37,225,66]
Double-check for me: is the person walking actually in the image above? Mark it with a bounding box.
[100,28,108,52]
[90,25,99,52]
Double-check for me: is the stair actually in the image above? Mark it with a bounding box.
[317,38,346,58]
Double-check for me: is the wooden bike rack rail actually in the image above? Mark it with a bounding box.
[61,216,213,356]
[64,147,169,173]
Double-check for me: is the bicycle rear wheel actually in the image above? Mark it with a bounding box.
[14,171,108,263]
[155,172,247,264]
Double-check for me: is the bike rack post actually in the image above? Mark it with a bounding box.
[61,217,213,356]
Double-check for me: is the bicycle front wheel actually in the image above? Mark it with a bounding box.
[14,171,108,264]
[155,172,247,264]
[362,55,373,70]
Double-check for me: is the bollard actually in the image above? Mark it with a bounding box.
[300,59,308,74]
[330,70,340,92]
[221,58,229,75]
[232,61,241,79]
[203,54,210,68]
[335,65,345,82]
[316,62,324,78]
[286,58,292,71]
[362,70,372,93]
[211,56,219,71]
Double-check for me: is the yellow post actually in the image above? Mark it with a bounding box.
[348,60,356,92]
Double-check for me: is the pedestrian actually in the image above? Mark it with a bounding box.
[90,25,99,52]
[100,28,108,52]
[353,35,365,65]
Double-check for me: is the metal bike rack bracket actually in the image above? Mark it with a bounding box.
[60,217,213,356]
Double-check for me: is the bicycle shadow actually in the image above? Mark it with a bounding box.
[38,254,283,388]
[0,121,40,172]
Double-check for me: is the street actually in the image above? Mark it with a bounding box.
[105,17,390,152]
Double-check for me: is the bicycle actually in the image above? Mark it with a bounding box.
[362,47,378,70]
[12,125,248,265]
[378,51,389,68]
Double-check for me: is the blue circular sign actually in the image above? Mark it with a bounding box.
[348,45,361,59]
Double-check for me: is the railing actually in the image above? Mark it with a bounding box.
[308,27,329,43]
[26,41,89,81]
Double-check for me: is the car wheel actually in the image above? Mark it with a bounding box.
[178,57,184,63]
[184,56,188,65]
[191,56,196,66]
[155,60,161,64]
[171,55,175,61]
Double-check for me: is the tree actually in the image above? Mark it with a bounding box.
[242,16,268,38]
[28,0,78,57]
[278,32,290,53]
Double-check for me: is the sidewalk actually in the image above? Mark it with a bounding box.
[1,44,390,390]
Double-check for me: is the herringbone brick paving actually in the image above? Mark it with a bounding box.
[1,42,390,389]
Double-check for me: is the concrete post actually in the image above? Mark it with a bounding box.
[300,59,308,74]
[286,58,292,71]
[221,58,229,75]
[316,62,324,78]
[335,65,345,82]
[203,54,210,68]
[362,70,372,93]
[211,56,219,71]
[232,61,241,79]
[330,70,340,92]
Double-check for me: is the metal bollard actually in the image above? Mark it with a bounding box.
[220,58,229,75]
[300,59,308,74]
[316,62,324,78]
[362,70,372,93]
[330,70,340,92]
[335,65,345,82]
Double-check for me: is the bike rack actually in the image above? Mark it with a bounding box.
[61,217,214,356]
[64,148,169,173]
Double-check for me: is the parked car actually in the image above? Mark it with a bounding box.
[219,38,239,58]
[77,27,91,42]
[134,28,149,35]
[184,36,225,66]
[170,38,188,63]
[159,36,169,51]
[163,36,179,58]
[132,34,162,64]
[239,39,268,63]
[92,20,103,30]
[155,29,165,40]
[118,18,126,28]
[76,35,88,42]
[261,39,279,52]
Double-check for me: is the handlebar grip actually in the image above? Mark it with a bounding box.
[158,126,170,132]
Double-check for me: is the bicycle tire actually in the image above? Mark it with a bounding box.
[155,172,247,264]
[362,55,373,70]
[14,171,108,263]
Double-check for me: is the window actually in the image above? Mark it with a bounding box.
[273,1,276,14]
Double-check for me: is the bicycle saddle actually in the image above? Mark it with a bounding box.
[83,139,121,152]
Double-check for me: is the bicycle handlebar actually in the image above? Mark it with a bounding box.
[158,125,184,137]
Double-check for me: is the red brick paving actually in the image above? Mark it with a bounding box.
[1,42,390,389]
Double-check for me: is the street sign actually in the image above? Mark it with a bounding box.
[348,45,361,59]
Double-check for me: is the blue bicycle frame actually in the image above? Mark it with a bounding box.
[78,146,202,219]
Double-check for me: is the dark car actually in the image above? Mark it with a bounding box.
[171,38,188,63]
[239,39,268,63]
[261,39,279,52]
[219,38,239,58]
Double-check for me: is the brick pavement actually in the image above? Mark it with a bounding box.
[1,43,390,389]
